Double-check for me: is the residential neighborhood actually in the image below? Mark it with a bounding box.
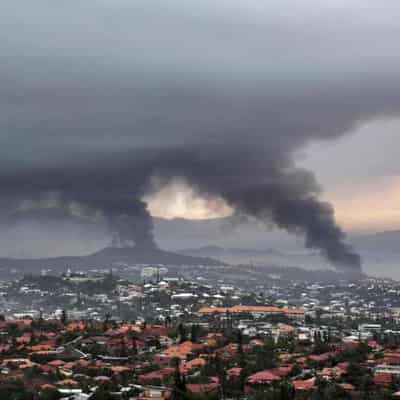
[2,267,400,399]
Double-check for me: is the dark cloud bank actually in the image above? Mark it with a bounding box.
[1,1,400,272]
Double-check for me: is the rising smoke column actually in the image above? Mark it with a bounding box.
[107,200,156,249]
[149,142,361,272]
[0,163,157,249]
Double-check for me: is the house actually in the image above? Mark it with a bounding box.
[198,305,304,320]
[156,341,199,362]
[309,352,334,363]
[137,386,172,400]
[139,368,175,384]
[337,383,355,392]
[181,357,206,373]
[373,373,392,386]
[187,382,219,394]
[293,378,316,391]
[270,365,293,378]
[227,367,242,380]
[247,370,281,385]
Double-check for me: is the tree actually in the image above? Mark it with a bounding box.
[91,388,114,400]
[214,353,228,400]
[165,315,172,327]
[254,342,277,371]
[190,324,200,343]
[345,362,372,390]
[60,309,67,325]
[171,359,187,400]
[312,376,328,400]
[29,332,38,346]
[311,380,351,400]
[130,339,138,358]
[313,331,330,355]
[177,323,187,343]
[103,313,111,331]
[277,380,295,400]
[118,340,128,357]
[236,330,246,368]
[39,387,62,400]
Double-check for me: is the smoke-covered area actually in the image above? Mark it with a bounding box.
[1,1,400,271]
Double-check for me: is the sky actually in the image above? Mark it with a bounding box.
[1,1,400,268]
[300,119,400,232]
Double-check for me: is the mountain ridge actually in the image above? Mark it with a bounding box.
[0,246,225,273]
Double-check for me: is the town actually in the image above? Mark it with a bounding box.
[1,264,400,399]
[2,0,400,398]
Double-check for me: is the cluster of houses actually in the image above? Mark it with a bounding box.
[0,303,400,399]
[2,269,400,398]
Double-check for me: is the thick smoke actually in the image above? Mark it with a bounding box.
[11,192,156,249]
[108,201,156,249]
[1,1,400,270]
[144,82,400,272]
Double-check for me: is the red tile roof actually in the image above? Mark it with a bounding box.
[227,367,242,378]
[270,365,293,377]
[187,382,219,393]
[198,305,304,315]
[309,352,334,362]
[247,370,281,384]
[293,378,316,391]
[373,373,392,385]
[139,368,175,382]
[338,383,355,391]
[48,360,65,367]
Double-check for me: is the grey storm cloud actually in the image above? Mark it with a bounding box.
[1,0,400,270]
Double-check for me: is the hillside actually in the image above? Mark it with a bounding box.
[0,246,225,273]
